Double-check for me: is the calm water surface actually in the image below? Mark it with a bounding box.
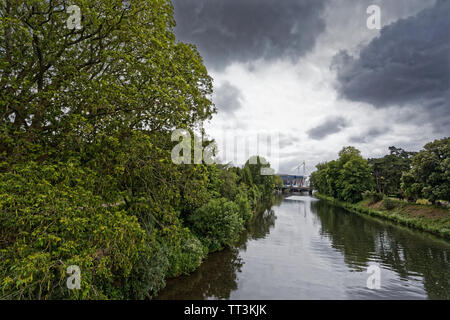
[157,196,450,299]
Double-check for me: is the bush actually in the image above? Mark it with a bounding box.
[363,190,383,204]
[235,191,253,224]
[166,229,206,277]
[122,240,169,300]
[247,184,263,209]
[416,199,432,205]
[382,197,396,210]
[0,161,147,299]
[187,198,244,252]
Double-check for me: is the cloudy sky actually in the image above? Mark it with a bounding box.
[172,0,449,174]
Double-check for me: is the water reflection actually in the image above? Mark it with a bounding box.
[157,197,450,300]
[312,201,450,299]
[157,200,278,300]
[157,247,243,300]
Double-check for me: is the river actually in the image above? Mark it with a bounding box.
[157,196,450,300]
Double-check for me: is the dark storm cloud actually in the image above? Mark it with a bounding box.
[307,116,350,140]
[172,0,328,69]
[349,127,390,144]
[332,0,450,133]
[213,81,243,115]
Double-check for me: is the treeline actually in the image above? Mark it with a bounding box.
[310,138,449,204]
[0,1,278,299]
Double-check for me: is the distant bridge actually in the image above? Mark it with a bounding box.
[276,174,311,194]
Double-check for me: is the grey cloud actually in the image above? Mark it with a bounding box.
[332,0,450,133]
[279,133,301,149]
[349,127,390,144]
[307,116,350,140]
[213,81,243,115]
[172,0,328,69]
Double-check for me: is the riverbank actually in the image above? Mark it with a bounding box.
[314,193,450,239]
[157,196,450,299]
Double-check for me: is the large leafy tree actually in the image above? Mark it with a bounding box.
[338,156,374,203]
[368,146,416,196]
[401,137,450,203]
[310,146,374,203]
[243,156,276,198]
[0,0,214,161]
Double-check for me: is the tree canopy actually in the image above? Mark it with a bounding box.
[311,139,449,205]
[368,146,416,197]
[310,146,374,203]
[401,138,450,203]
[1,0,214,162]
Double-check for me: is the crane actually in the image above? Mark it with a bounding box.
[292,161,306,176]
[291,161,307,187]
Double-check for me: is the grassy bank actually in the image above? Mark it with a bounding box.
[314,193,450,239]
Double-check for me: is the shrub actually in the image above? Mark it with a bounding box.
[0,161,147,299]
[382,197,396,210]
[187,198,244,252]
[122,239,169,300]
[166,229,206,277]
[247,185,263,209]
[235,191,253,224]
[363,190,383,205]
[416,199,432,205]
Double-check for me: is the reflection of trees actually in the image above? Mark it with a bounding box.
[238,199,278,251]
[156,247,243,300]
[247,208,277,241]
[311,201,450,299]
[312,201,377,270]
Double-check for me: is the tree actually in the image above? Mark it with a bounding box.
[0,0,214,162]
[368,146,416,196]
[401,138,450,203]
[310,146,374,203]
[243,156,276,198]
[310,162,329,195]
[338,156,374,203]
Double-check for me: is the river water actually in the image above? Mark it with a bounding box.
[157,196,450,300]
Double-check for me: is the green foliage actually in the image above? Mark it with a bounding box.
[235,191,253,224]
[219,166,239,200]
[243,156,277,199]
[122,241,169,300]
[0,0,215,155]
[188,198,244,252]
[381,197,396,210]
[0,0,279,300]
[363,190,384,205]
[0,162,147,299]
[338,156,374,203]
[273,175,283,189]
[368,146,416,196]
[237,183,263,210]
[416,199,432,205]
[310,146,374,203]
[401,137,450,203]
[166,229,206,278]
